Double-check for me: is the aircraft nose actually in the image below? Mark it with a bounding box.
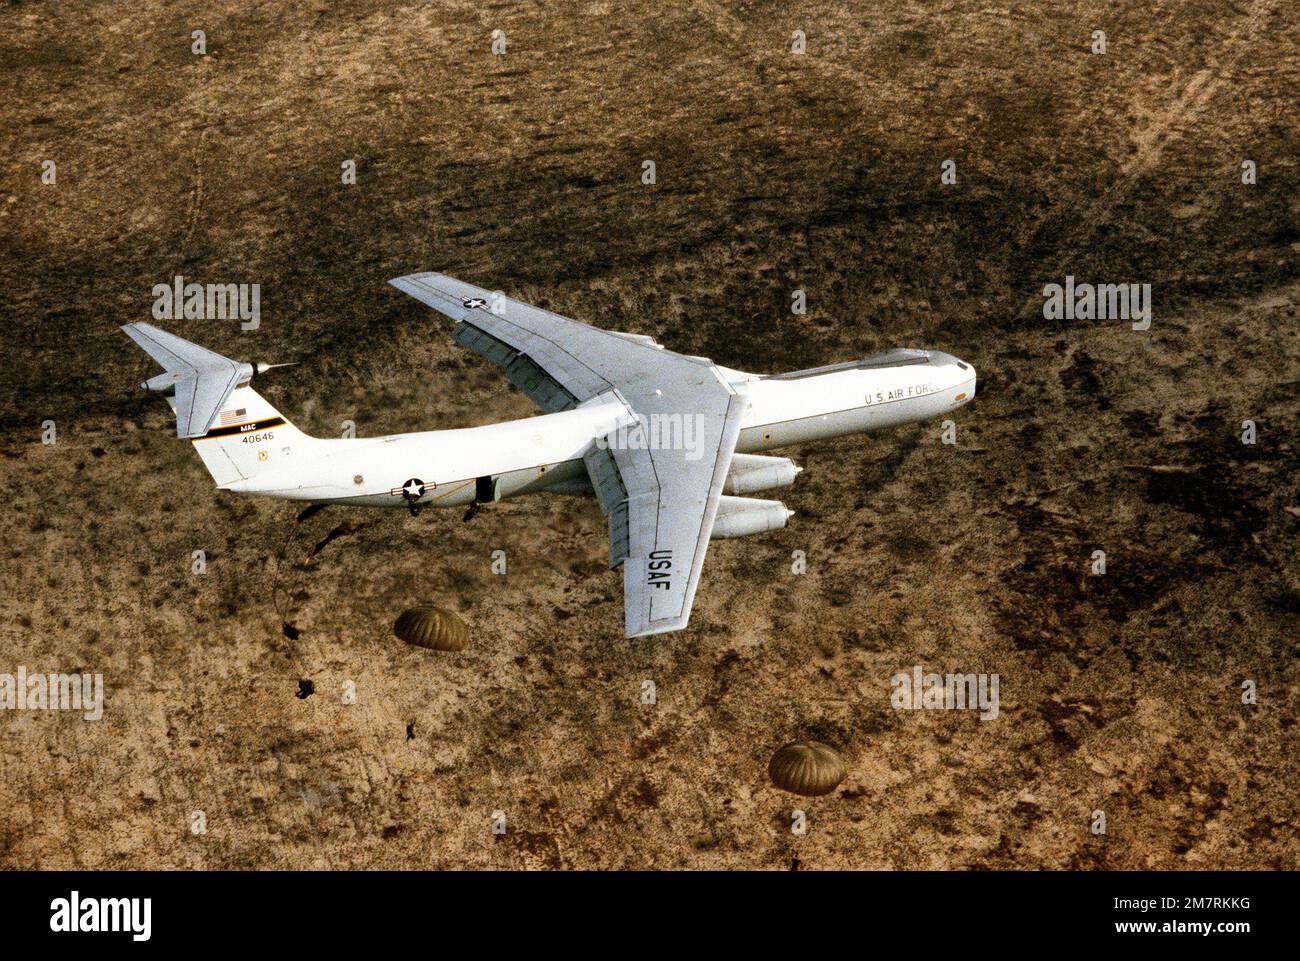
[951,358,976,405]
[927,351,975,405]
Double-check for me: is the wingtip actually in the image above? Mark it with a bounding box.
[626,616,691,639]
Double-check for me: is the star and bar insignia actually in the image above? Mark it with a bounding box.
[390,477,431,501]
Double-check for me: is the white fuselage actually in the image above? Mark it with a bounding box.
[218,350,976,508]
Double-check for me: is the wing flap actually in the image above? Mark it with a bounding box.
[608,501,631,569]
[582,444,632,567]
[451,321,580,412]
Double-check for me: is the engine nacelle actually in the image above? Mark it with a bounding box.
[711,495,793,539]
[723,453,802,495]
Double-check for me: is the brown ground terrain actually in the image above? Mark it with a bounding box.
[1,1,1297,869]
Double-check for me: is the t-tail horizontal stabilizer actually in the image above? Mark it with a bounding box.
[120,322,275,439]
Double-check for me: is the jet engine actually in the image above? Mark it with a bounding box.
[723,453,802,495]
[712,495,794,539]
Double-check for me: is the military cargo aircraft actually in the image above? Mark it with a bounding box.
[123,273,975,637]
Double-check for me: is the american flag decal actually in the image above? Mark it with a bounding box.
[218,408,248,426]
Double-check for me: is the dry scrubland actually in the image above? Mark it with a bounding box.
[0,1,1297,868]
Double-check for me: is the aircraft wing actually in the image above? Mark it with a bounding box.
[388,272,683,412]
[389,272,745,637]
[585,392,747,636]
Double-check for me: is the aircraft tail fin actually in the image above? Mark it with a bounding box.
[122,323,315,486]
[185,384,315,488]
